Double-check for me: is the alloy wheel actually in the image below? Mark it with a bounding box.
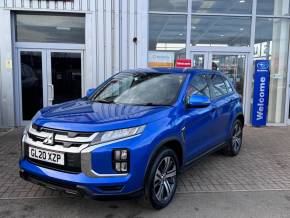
[153,156,177,202]
[232,122,242,152]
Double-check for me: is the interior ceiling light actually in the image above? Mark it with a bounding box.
[56,27,71,31]
[239,0,246,3]
[240,28,244,31]
[178,33,184,36]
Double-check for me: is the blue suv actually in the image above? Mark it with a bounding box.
[19,68,244,209]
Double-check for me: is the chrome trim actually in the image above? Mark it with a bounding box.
[81,152,128,178]
[21,134,26,159]
[80,135,140,178]
[29,127,98,143]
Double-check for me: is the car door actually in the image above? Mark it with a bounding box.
[208,74,232,145]
[183,74,215,162]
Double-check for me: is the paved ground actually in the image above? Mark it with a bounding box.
[0,126,290,217]
[1,191,290,218]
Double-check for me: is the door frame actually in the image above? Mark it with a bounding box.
[14,43,85,126]
[46,49,85,106]
[15,48,48,126]
[287,77,290,125]
[189,47,251,125]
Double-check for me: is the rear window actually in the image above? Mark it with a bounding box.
[211,75,228,98]
[224,78,234,93]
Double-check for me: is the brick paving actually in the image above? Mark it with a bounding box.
[0,126,290,199]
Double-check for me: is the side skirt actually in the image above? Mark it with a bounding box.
[180,142,226,173]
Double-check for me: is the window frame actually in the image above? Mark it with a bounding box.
[208,74,229,100]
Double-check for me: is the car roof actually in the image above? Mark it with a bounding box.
[123,68,223,76]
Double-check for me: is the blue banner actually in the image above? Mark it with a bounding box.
[252,60,270,127]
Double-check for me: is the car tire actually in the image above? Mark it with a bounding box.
[143,148,179,210]
[223,119,243,156]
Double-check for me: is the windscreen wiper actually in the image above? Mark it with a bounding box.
[94,99,113,104]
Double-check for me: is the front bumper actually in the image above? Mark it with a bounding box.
[19,168,143,198]
[19,126,150,197]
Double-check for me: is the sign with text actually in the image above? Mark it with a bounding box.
[148,51,175,68]
[252,60,270,127]
[175,59,192,68]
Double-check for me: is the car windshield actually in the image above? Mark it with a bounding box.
[90,72,186,106]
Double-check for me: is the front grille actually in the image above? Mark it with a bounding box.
[32,124,93,138]
[29,124,94,148]
[27,132,83,147]
[24,143,81,174]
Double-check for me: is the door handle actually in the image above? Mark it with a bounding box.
[48,84,54,102]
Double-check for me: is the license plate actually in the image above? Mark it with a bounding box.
[29,147,65,166]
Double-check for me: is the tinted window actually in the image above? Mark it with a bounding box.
[191,16,251,47]
[224,78,234,93]
[192,0,252,14]
[187,75,210,98]
[149,0,187,12]
[16,14,85,43]
[211,75,228,98]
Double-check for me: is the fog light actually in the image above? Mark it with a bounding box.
[113,149,129,173]
[121,162,127,172]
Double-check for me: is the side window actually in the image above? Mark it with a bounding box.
[211,75,228,98]
[224,78,234,93]
[186,74,210,99]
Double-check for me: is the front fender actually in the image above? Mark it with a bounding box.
[141,118,185,185]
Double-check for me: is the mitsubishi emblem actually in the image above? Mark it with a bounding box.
[43,133,54,145]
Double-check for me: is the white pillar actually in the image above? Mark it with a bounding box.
[0,9,15,127]
[268,0,290,123]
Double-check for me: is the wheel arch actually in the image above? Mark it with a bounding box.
[236,113,244,127]
[144,138,184,185]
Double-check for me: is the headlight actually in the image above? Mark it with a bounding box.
[90,125,145,145]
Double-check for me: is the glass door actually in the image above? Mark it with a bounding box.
[18,49,47,123]
[17,49,83,124]
[191,52,209,69]
[211,54,247,98]
[47,51,83,105]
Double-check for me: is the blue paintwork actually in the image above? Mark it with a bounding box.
[19,68,243,196]
[86,88,96,97]
[187,95,211,108]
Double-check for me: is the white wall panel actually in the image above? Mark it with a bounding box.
[0,9,14,127]
[84,13,95,92]
[0,0,94,11]
[112,0,120,74]
[104,0,112,79]
[137,0,149,67]
[120,0,129,71]
[96,0,105,83]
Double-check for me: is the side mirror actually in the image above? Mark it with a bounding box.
[187,94,211,108]
[86,88,96,97]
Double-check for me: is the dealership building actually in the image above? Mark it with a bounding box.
[0,0,290,127]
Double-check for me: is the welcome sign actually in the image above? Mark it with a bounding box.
[252,60,270,127]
